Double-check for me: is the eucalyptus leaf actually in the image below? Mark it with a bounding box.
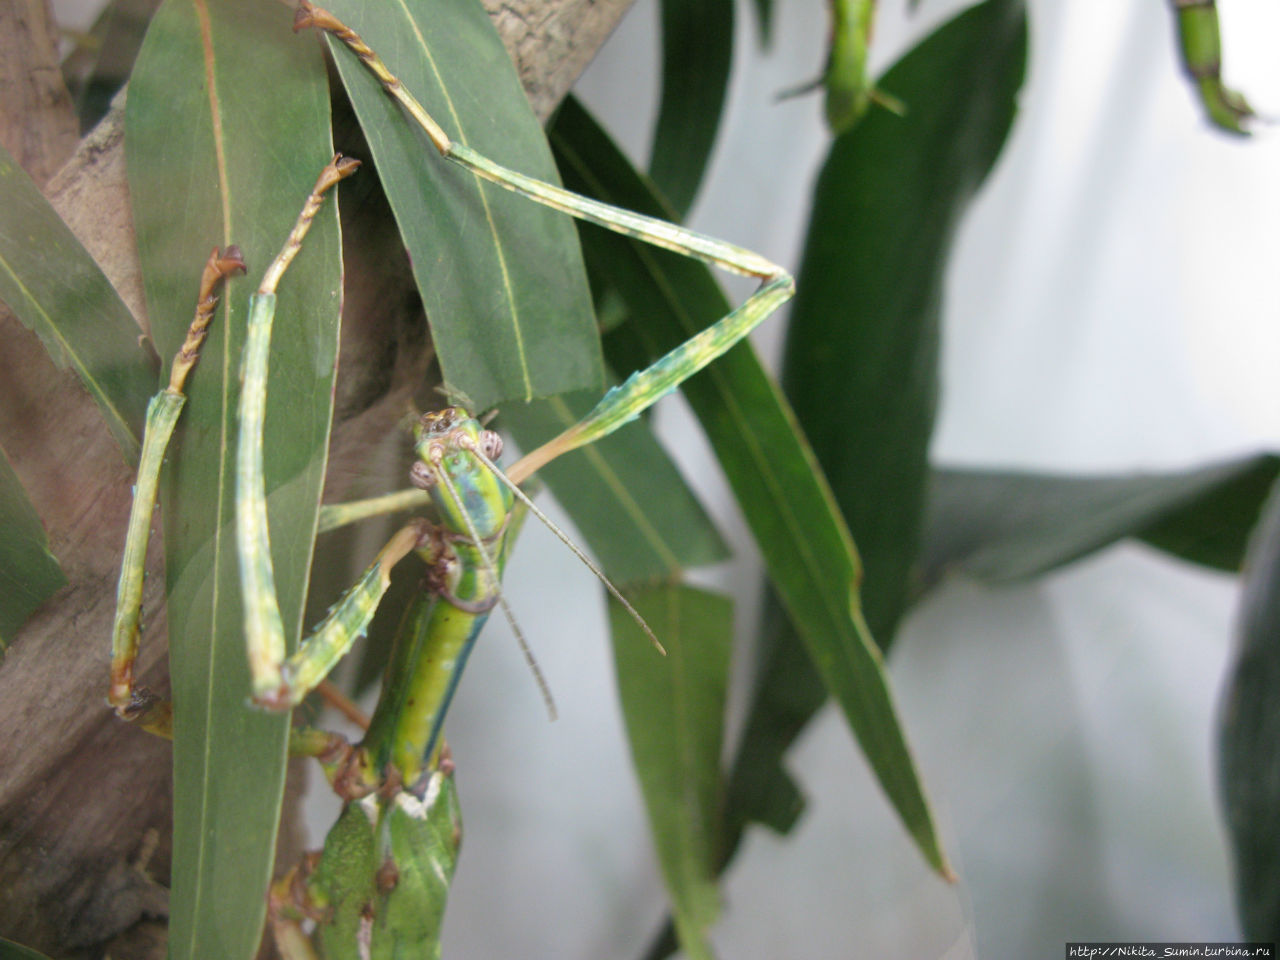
[751,0,774,47]
[550,94,951,877]
[0,444,66,654]
[501,386,728,585]
[702,1,1028,947]
[0,935,52,960]
[921,454,1280,589]
[126,1,339,956]
[640,9,1030,952]
[649,0,734,217]
[0,143,153,461]
[611,585,731,960]
[320,0,600,412]
[1220,478,1280,939]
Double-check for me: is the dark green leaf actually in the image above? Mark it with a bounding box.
[921,454,1280,589]
[126,2,338,957]
[1219,478,1280,939]
[549,95,950,875]
[0,935,51,960]
[649,0,734,217]
[501,385,728,585]
[0,444,66,653]
[723,0,1026,910]
[611,585,731,960]
[321,0,600,412]
[1138,456,1278,571]
[0,143,153,461]
[785,0,1026,645]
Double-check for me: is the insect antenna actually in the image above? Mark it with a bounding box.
[432,462,558,721]
[460,437,666,656]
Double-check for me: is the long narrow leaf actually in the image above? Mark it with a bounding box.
[126,2,339,956]
[0,936,52,960]
[921,454,1280,588]
[0,444,66,653]
[724,0,1028,925]
[0,143,153,461]
[321,0,600,412]
[1220,478,1280,939]
[649,0,734,217]
[611,585,731,960]
[549,95,950,875]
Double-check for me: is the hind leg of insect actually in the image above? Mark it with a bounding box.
[107,245,246,737]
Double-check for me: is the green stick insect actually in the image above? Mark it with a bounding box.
[107,3,793,954]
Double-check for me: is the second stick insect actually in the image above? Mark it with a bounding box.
[110,5,793,955]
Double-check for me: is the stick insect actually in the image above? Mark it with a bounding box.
[107,4,793,952]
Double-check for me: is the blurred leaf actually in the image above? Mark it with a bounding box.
[784,0,1026,645]
[1219,478,1280,939]
[501,386,728,585]
[921,454,1280,589]
[743,0,1028,874]
[751,0,773,47]
[0,444,66,654]
[662,4,1029,947]
[611,585,731,960]
[321,0,600,412]
[126,1,338,956]
[649,0,734,217]
[550,95,950,876]
[0,142,153,461]
[61,0,161,133]
[0,936,51,960]
[1138,455,1278,571]
[725,595,823,836]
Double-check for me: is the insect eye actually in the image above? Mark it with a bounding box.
[479,431,503,459]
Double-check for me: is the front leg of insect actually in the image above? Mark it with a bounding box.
[107,244,246,737]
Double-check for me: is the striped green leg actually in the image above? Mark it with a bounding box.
[108,246,246,737]
[294,2,795,478]
[234,155,439,712]
[1172,0,1255,134]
